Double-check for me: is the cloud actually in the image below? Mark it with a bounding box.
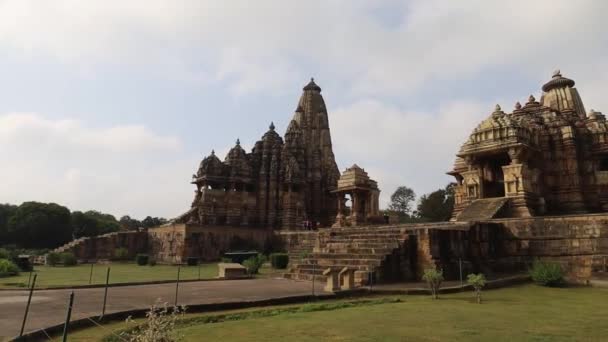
[331,99,490,207]
[1,0,607,97]
[0,113,192,219]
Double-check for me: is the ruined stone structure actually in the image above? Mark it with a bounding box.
[450,71,608,220]
[332,164,381,227]
[175,78,341,230]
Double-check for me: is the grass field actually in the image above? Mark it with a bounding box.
[0,263,221,288]
[67,284,608,341]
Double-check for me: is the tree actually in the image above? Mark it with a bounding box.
[388,186,416,218]
[0,204,17,245]
[72,210,121,238]
[422,268,444,299]
[7,202,72,249]
[467,273,486,304]
[417,183,456,222]
[141,216,168,228]
[119,215,142,231]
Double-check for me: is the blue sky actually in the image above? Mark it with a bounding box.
[1,0,607,219]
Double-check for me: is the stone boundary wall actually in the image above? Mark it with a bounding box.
[148,223,271,263]
[479,214,608,280]
[69,231,148,261]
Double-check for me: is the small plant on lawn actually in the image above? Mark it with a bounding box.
[467,273,486,304]
[136,254,149,266]
[270,253,289,269]
[0,259,20,277]
[114,247,129,261]
[530,260,564,287]
[60,252,77,266]
[243,255,265,275]
[121,299,186,342]
[149,258,157,266]
[46,252,61,266]
[186,257,198,266]
[422,267,444,299]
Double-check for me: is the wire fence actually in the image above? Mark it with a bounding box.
[13,264,327,341]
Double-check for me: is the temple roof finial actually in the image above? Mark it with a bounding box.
[269,122,275,131]
[552,69,561,78]
[528,94,536,103]
[303,77,322,92]
[495,104,501,111]
[211,149,215,155]
[236,138,240,146]
[515,102,522,110]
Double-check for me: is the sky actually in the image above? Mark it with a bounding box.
[1,0,607,220]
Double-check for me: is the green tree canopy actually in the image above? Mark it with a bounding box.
[0,204,17,244]
[72,210,121,238]
[388,186,416,217]
[119,215,142,230]
[141,216,168,228]
[7,202,72,249]
[417,183,456,222]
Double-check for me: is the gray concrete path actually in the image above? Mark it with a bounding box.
[0,278,321,339]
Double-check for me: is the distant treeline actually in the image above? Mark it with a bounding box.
[0,202,166,249]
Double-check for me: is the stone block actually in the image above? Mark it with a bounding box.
[323,268,340,292]
[218,263,248,279]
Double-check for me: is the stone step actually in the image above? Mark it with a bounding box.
[315,247,394,255]
[309,253,386,260]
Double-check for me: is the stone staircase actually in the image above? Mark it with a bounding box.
[40,231,124,264]
[456,197,509,222]
[284,225,416,285]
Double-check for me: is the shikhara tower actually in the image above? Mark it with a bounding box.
[177,78,340,230]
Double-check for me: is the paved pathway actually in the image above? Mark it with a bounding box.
[0,278,322,339]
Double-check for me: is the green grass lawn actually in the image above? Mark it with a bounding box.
[68,284,608,342]
[0,263,220,288]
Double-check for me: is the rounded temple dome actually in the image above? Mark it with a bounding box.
[303,78,322,92]
[542,70,575,92]
[196,150,224,177]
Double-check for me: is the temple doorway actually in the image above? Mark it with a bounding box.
[480,153,510,198]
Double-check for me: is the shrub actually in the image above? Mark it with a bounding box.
[422,268,444,299]
[0,259,20,277]
[243,255,265,275]
[121,299,186,342]
[15,255,33,271]
[60,252,77,266]
[220,257,232,263]
[270,253,289,269]
[114,247,129,261]
[149,259,157,267]
[46,252,61,266]
[186,257,199,266]
[530,260,564,287]
[467,273,487,304]
[0,248,9,259]
[136,254,149,266]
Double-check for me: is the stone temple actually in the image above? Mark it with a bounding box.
[175,78,341,230]
[53,71,608,288]
[450,70,608,220]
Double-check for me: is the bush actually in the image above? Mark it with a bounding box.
[149,259,157,267]
[136,254,149,266]
[60,252,77,266]
[243,255,265,275]
[530,260,564,287]
[46,252,61,266]
[467,273,487,304]
[270,253,289,269]
[186,257,199,266]
[15,255,33,271]
[114,247,129,261]
[220,257,232,263]
[0,248,9,259]
[0,259,20,277]
[422,268,444,299]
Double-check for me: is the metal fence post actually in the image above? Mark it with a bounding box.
[198,262,201,280]
[19,274,37,337]
[459,258,463,289]
[369,271,373,292]
[26,270,33,288]
[62,291,75,342]
[100,267,110,319]
[175,266,181,306]
[311,262,316,297]
[89,263,94,285]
